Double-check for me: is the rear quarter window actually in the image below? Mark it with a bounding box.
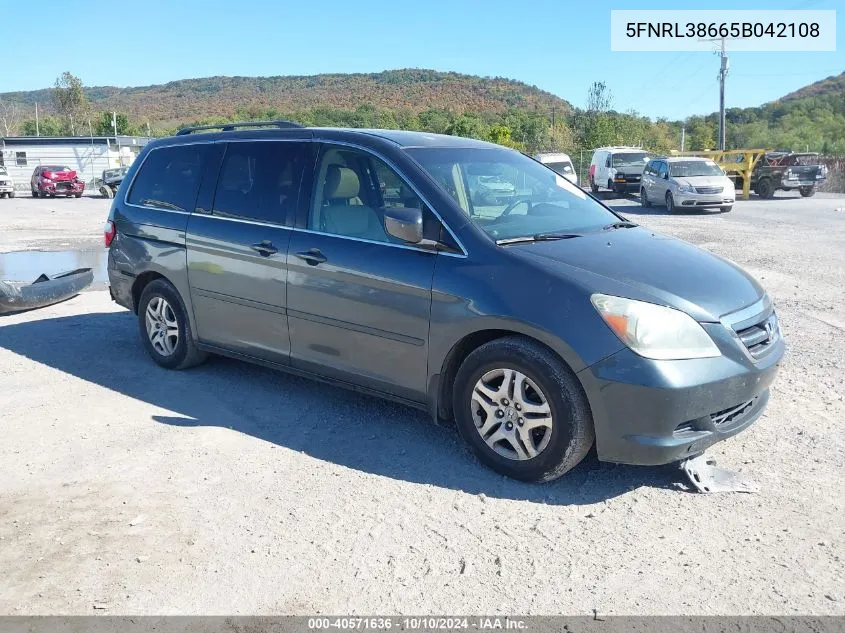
[127,145,209,212]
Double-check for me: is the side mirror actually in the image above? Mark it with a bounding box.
[384,207,423,244]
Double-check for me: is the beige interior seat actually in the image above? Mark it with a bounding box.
[320,165,389,242]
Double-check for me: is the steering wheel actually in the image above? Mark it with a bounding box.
[500,197,533,217]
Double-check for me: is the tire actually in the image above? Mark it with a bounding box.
[640,188,651,207]
[666,192,676,213]
[590,177,599,194]
[720,206,732,212]
[31,190,39,198]
[49,193,56,198]
[74,192,82,198]
[8,191,15,198]
[799,186,815,198]
[452,336,594,482]
[137,279,207,370]
[756,178,774,199]
[100,185,114,199]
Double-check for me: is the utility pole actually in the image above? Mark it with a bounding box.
[717,38,729,151]
[681,126,686,152]
[35,103,39,136]
[701,36,732,151]
[112,111,118,136]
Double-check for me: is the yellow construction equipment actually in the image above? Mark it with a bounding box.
[670,149,773,200]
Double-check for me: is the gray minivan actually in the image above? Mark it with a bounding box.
[106,121,783,482]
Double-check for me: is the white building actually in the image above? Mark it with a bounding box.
[0,136,150,191]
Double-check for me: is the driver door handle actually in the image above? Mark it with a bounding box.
[295,249,327,265]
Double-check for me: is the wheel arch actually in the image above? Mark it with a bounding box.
[429,325,588,425]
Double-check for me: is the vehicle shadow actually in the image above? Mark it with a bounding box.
[0,309,691,505]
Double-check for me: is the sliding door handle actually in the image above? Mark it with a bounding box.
[250,241,278,256]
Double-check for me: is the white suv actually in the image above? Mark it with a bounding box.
[0,166,15,198]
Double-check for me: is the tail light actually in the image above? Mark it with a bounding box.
[104,220,116,247]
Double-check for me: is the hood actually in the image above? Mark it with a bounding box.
[509,227,763,322]
[615,164,646,175]
[675,175,734,189]
[44,169,77,181]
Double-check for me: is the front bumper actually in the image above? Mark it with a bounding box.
[675,191,735,207]
[38,181,85,195]
[578,308,784,466]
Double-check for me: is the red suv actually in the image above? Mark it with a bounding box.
[31,165,85,198]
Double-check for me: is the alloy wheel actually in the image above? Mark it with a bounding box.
[145,296,179,356]
[470,368,553,461]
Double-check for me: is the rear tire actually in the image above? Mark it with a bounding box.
[799,186,815,198]
[100,185,114,199]
[755,178,774,199]
[74,192,82,198]
[137,279,207,370]
[590,177,599,194]
[452,336,594,482]
[31,190,39,198]
[666,192,676,213]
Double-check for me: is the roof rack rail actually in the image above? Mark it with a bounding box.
[175,120,304,136]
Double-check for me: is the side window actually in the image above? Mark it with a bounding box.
[605,155,611,168]
[16,152,27,166]
[128,145,208,212]
[310,146,432,244]
[658,162,668,179]
[212,141,307,224]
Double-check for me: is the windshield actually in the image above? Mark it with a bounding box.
[669,160,723,178]
[43,165,71,172]
[406,147,619,242]
[612,152,649,167]
[546,161,574,175]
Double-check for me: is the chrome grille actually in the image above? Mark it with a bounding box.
[695,186,723,194]
[735,312,779,358]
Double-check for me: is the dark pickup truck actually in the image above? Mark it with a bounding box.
[750,152,827,199]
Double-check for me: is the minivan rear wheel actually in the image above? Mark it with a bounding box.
[137,279,207,370]
[590,177,599,194]
[453,336,594,482]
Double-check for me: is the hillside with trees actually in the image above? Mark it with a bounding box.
[0,69,843,164]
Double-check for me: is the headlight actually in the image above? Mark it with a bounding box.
[591,294,720,360]
[677,182,695,193]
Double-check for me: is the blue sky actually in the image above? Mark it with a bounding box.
[2,0,842,121]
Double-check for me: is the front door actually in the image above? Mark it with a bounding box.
[186,139,312,364]
[286,143,438,402]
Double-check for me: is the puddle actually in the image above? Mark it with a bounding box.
[0,250,109,284]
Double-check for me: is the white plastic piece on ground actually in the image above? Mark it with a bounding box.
[681,453,760,494]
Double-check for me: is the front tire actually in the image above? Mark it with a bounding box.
[137,279,207,370]
[640,187,651,207]
[799,186,815,198]
[453,336,594,482]
[720,205,732,212]
[9,191,15,198]
[74,192,82,198]
[31,189,39,198]
[666,192,676,213]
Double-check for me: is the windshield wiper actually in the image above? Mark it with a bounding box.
[497,232,582,245]
[602,221,637,230]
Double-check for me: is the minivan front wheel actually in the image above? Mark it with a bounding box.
[666,192,676,213]
[138,279,207,370]
[453,336,594,482]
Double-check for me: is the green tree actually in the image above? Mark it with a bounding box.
[52,72,88,135]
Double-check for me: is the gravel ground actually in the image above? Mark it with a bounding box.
[0,192,843,615]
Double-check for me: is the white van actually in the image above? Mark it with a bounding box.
[534,152,578,186]
[589,147,651,195]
